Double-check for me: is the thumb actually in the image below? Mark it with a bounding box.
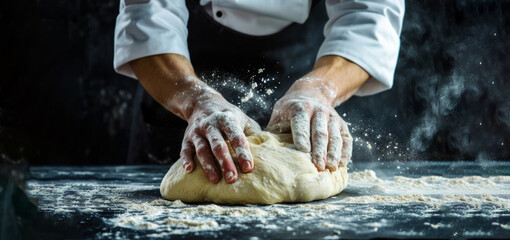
[244,118,261,136]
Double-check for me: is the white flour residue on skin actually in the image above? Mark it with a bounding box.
[294,78,338,106]
[267,82,352,170]
[311,111,328,170]
[167,76,221,118]
[290,102,311,152]
[180,95,262,179]
[326,120,342,171]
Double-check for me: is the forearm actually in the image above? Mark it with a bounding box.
[290,55,370,107]
[130,53,219,121]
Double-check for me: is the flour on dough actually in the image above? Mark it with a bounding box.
[160,131,348,205]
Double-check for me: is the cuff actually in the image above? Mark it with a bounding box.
[318,0,404,96]
[114,1,189,79]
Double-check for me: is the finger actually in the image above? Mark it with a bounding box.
[266,106,282,129]
[244,118,261,136]
[267,109,291,133]
[311,111,328,171]
[267,119,291,133]
[326,117,342,171]
[221,121,254,173]
[180,140,195,173]
[204,125,238,183]
[291,103,311,152]
[191,135,220,183]
[339,119,353,167]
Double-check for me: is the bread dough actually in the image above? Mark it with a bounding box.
[160,131,348,205]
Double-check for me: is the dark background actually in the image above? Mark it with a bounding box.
[0,0,509,165]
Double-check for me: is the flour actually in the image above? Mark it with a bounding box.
[116,216,159,229]
[344,169,510,210]
[295,203,340,211]
[269,90,352,169]
[26,164,510,239]
[343,194,438,203]
[162,217,219,229]
[349,170,381,182]
[241,90,254,102]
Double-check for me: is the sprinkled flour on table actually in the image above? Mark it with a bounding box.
[25,164,510,239]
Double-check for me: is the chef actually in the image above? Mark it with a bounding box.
[114,0,405,184]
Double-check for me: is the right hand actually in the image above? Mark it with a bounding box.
[180,93,261,184]
[129,54,260,184]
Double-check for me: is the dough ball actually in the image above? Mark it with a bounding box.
[160,131,348,205]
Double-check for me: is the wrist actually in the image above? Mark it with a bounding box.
[177,78,223,122]
[129,53,223,121]
[294,55,370,107]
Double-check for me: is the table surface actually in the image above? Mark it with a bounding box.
[26,161,510,239]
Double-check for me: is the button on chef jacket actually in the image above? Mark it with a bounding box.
[114,0,405,96]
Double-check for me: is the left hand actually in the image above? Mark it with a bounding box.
[266,79,353,171]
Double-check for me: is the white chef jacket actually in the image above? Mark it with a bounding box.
[114,0,405,96]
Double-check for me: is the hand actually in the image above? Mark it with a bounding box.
[129,54,260,184]
[267,80,353,171]
[180,93,261,184]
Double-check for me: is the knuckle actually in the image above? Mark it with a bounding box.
[293,102,307,112]
[196,147,210,156]
[180,143,193,153]
[213,111,233,123]
[343,135,353,146]
[330,134,342,142]
[315,105,327,113]
[312,152,324,160]
[201,122,214,133]
[327,150,340,161]
[230,136,246,147]
[313,130,328,138]
[212,142,228,153]
[189,129,201,138]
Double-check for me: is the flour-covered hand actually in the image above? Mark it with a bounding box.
[180,92,261,184]
[267,80,353,171]
[129,55,261,184]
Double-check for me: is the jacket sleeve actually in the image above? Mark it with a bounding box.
[114,0,189,79]
[318,0,405,96]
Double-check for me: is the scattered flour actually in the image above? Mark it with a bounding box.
[343,194,438,203]
[162,217,219,229]
[349,170,382,182]
[181,205,269,216]
[26,166,510,238]
[241,90,254,102]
